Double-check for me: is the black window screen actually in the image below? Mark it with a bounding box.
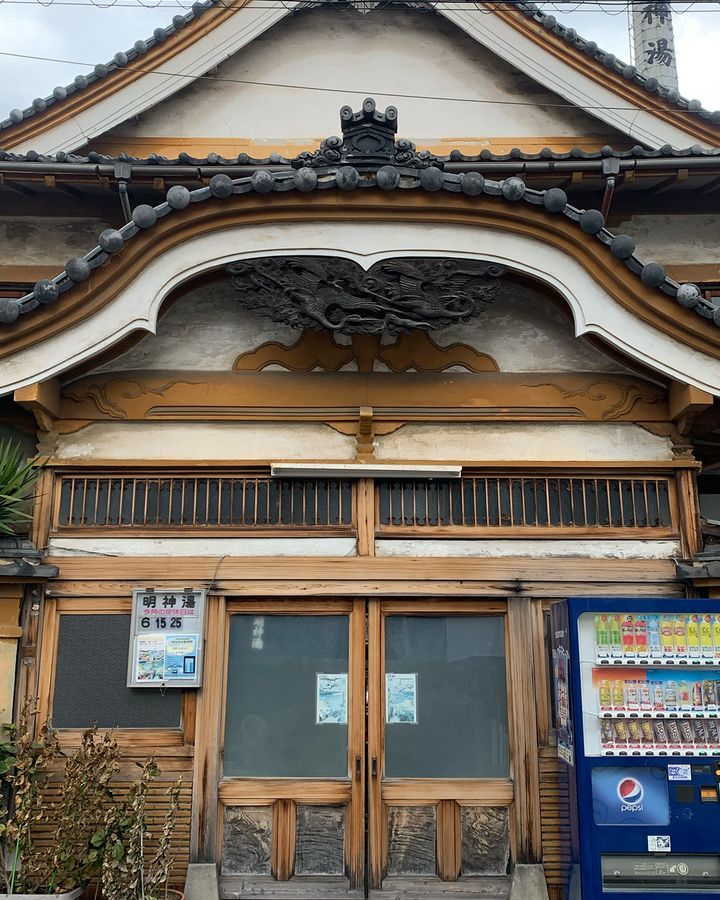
[53,614,181,729]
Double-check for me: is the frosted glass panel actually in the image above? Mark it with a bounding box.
[384,616,509,777]
[224,615,349,777]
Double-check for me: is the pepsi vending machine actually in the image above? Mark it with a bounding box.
[552,598,720,898]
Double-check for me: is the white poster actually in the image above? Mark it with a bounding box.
[316,673,348,724]
[386,673,418,724]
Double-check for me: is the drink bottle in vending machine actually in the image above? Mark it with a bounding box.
[552,598,720,900]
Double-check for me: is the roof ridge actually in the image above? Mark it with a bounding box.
[0,0,718,140]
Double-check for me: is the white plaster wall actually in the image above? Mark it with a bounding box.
[375,422,673,461]
[615,215,720,266]
[376,539,680,559]
[0,217,112,266]
[93,279,630,375]
[106,8,620,144]
[94,281,300,373]
[52,422,356,461]
[47,537,357,556]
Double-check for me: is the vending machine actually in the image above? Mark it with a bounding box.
[552,598,720,899]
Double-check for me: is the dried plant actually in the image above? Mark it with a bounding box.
[46,727,121,894]
[0,702,61,894]
[100,759,182,900]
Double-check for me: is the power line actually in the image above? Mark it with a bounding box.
[0,46,709,113]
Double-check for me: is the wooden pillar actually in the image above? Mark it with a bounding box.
[506,595,543,864]
[356,478,375,557]
[675,468,702,559]
[189,594,226,862]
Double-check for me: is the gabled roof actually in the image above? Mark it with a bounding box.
[0,1,718,153]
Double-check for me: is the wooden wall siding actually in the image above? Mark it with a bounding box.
[539,748,572,892]
[376,474,677,537]
[34,775,193,886]
[53,473,355,534]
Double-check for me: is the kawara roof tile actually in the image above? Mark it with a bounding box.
[0,0,719,140]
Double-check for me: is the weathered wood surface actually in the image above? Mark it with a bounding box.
[386,806,436,876]
[371,876,511,897]
[461,806,510,876]
[295,805,345,876]
[221,806,273,876]
[220,875,361,899]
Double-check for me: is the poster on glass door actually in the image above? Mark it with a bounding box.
[386,672,418,724]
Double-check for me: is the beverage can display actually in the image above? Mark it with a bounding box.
[639,682,652,710]
[652,681,665,710]
[653,720,668,748]
[664,680,678,710]
[703,680,717,710]
[701,613,714,658]
[627,719,642,747]
[680,719,695,746]
[609,614,622,657]
[666,720,682,745]
[714,614,720,659]
[611,680,626,710]
[674,614,688,657]
[677,680,692,710]
[640,719,655,745]
[599,679,612,710]
[595,614,610,657]
[646,615,662,658]
[693,720,708,748]
[622,615,635,656]
[634,614,648,656]
[693,681,704,709]
[661,615,675,656]
[600,720,614,747]
[706,719,719,746]
[613,719,629,746]
[687,614,701,658]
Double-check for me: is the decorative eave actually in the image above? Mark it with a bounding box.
[0,100,712,333]
[0,2,719,152]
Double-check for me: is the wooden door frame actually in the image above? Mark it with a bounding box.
[367,598,514,890]
[194,597,366,890]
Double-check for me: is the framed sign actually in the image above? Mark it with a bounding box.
[127,588,206,688]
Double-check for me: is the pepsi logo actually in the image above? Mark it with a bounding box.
[618,777,644,806]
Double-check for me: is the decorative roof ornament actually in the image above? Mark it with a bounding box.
[225,256,504,335]
[292,97,443,170]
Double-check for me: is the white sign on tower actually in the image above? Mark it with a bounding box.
[631,2,679,93]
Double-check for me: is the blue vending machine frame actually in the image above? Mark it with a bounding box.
[557,597,720,900]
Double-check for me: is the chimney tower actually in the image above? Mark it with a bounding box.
[631,1,679,92]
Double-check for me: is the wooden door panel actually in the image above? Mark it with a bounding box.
[219,600,365,899]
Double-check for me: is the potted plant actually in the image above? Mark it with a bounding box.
[0,439,40,539]
[0,706,184,899]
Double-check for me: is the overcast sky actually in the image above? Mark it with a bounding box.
[0,1,717,135]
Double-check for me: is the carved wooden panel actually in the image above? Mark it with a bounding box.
[460,806,510,876]
[386,805,436,876]
[295,804,345,876]
[221,806,273,876]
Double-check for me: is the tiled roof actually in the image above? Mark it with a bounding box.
[0,162,712,328]
[0,0,718,137]
[2,143,720,166]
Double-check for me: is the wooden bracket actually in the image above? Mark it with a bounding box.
[14,378,61,433]
[668,381,714,440]
[356,406,375,459]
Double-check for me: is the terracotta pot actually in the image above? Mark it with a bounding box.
[164,892,185,900]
